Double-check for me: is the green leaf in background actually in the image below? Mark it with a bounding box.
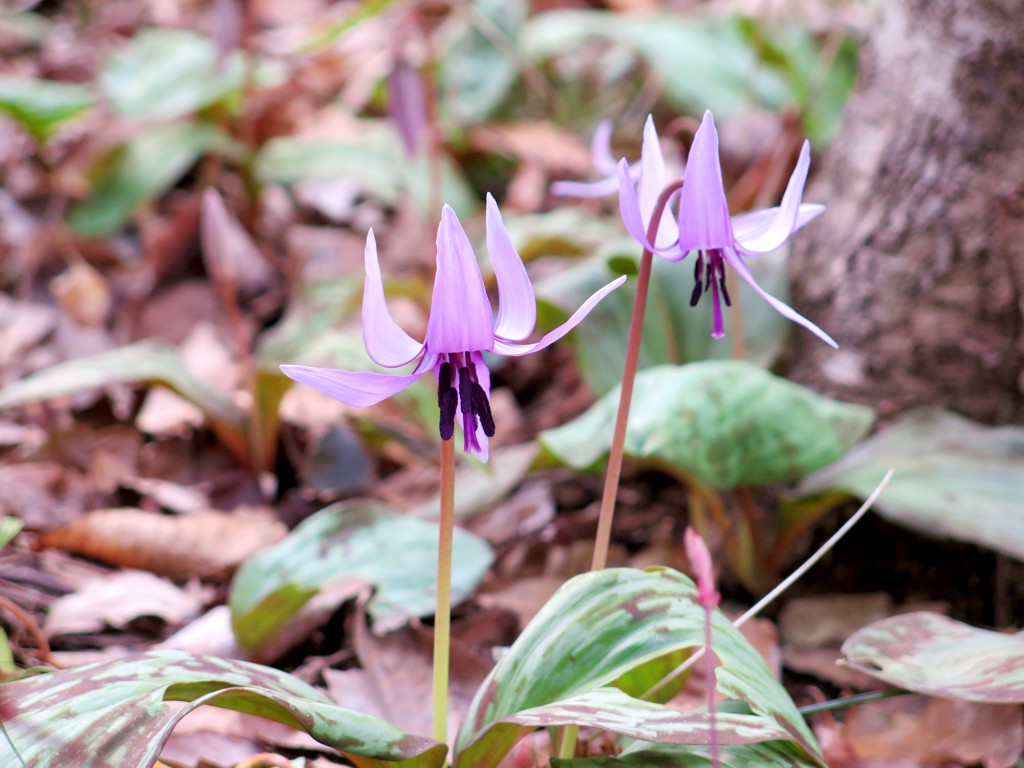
[525,12,789,117]
[536,241,791,396]
[67,122,240,238]
[254,124,476,218]
[842,612,1024,704]
[0,75,93,141]
[230,502,493,657]
[455,567,824,767]
[0,516,23,548]
[552,740,819,767]
[440,0,527,125]
[0,342,248,459]
[0,651,445,768]
[101,27,282,119]
[736,20,859,144]
[540,361,875,490]
[795,408,1024,560]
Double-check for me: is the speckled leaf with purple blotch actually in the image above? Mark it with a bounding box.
[842,611,1024,703]
[0,651,446,768]
[454,567,825,768]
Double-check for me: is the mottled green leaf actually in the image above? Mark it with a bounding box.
[842,612,1024,703]
[0,651,445,767]
[230,502,492,656]
[0,343,247,456]
[101,27,282,119]
[796,408,1024,559]
[254,126,475,217]
[440,0,526,124]
[552,740,818,767]
[540,361,875,490]
[0,75,93,140]
[67,122,239,237]
[473,687,796,755]
[536,243,791,396]
[455,568,824,767]
[524,12,788,116]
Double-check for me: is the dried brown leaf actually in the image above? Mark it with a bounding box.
[845,696,1024,768]
[35,507,287,581]
[49,260,112,328]
[44,569,211,636]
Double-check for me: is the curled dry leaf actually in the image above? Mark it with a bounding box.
[35,507,287,581]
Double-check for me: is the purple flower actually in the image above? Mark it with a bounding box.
[619,110,836,348]
[551,120,633,199]
[552,117,678,251]
[281,195,625,461]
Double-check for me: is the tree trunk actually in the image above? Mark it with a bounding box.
[788,0,1024,423]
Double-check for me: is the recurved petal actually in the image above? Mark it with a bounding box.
[424,206,495,355]
[723,251,838,349]
[494,275,626,356]
[280,364,428,408]
[591,119,618,176]
[487,194,536,342]
[677,110,735,252]
[733,140,813,254]
[618,160,683,259]
[732,202,824,250]
[637,115,679,250]
[550,176,622,199]
[362,230,425,367]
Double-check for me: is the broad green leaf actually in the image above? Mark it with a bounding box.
[254,126,476,217]
[67,123,239,238]
[455,567,824,767]
[0,342,247,458]
[540,361,875,490]
[0,75,93,140]
[0,651,445,767]
[524,12,788,116]
[536,242,791,396]
[440,0,527,124]
[101,27,282,119]
[842,612,1024,703]
[796,408,1024,559]
[230,502,492,656]
[552,740,818,767]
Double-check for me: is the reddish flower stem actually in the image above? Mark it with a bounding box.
[703,603,720,768]
[432,436,456,745]
[590,179,684,571]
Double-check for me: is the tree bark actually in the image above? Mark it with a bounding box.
[789,0,1024,423]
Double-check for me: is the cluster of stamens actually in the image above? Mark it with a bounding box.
[437,356,495,450]
[689,248,731,309]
